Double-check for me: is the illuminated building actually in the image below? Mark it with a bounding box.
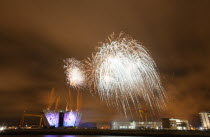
[111,121,162,130]
[112,121,136,129]
[162,118,189,130]
[43,110,82,128]
[43,110,59,127]
[135,122,162,129]
[199,112,210,129]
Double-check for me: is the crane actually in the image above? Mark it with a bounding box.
[139,110,148,122]
[20,113,43,128]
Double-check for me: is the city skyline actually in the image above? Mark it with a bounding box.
[0,0,210,127]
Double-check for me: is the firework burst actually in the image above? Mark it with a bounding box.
[86,32,167,115]
[64,58,86,89]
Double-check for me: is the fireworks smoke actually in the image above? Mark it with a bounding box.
[64,58,86,89]
[65,89,73,111]
[55,96,60,110]
[47,88,56,110]
[86,32,167,115]
[47,88,61,110]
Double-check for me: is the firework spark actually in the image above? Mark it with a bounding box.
[64,58,86,89]
[86,32,167,115]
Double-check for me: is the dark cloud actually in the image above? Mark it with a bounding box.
[0,0,210,127]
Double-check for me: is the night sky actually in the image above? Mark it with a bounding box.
[0,0,210,127]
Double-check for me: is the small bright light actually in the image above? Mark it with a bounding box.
[177,126,182,130]
[0,126,6,132]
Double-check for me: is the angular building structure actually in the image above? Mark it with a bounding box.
[43,110,82,128]
[199,112,210,129]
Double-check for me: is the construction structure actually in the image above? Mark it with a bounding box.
[139,109,148,122]
[20,113,43,128]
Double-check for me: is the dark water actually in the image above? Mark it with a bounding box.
[1,135,146,137]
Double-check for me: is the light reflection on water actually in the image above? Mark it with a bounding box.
[44,136,76,137]
[43,136,145,137]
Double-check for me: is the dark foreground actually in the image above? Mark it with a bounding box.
[1,129,210,137]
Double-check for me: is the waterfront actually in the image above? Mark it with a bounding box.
[1,129,210,137]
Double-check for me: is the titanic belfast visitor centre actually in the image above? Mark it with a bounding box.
[43,110,82,128]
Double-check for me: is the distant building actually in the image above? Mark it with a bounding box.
[111,121,162,130]
[112,121,136,130]
[199,112,210,129]
[79,122,97,129]
[162,118,189,130]
[135,122,162,129]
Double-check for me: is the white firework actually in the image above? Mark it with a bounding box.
[86,32,167,115]
[64,58,86,89]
